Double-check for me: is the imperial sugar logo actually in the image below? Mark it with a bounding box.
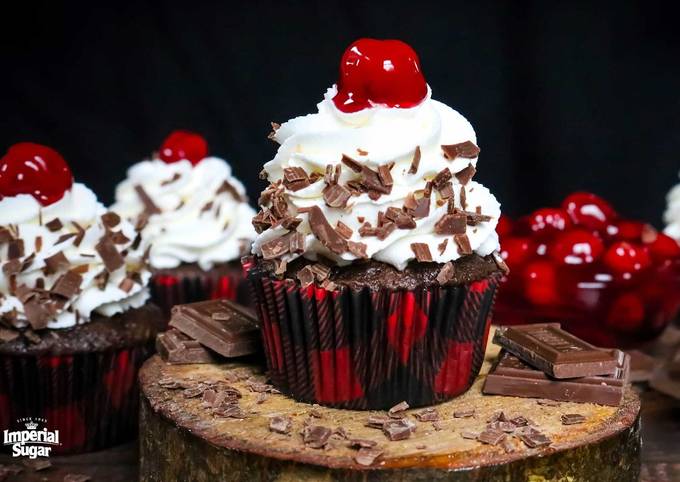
[3,417,60,458]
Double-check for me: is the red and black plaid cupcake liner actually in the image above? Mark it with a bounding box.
[0,343,155,455]
[150,265,249,318]
[245,259,500,410]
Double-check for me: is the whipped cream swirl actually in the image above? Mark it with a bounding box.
[112,157,256,270]
[0,184,151,329]
[664,172,680,240]
[252,86,501,270]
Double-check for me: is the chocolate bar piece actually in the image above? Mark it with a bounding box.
[493,323,620,378]
[482,350,629,406]
[170,299,261,358]
[156,329,216,364]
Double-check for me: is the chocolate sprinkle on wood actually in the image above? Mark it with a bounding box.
[561,414,586,425]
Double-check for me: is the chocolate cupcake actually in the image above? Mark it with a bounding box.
[246,39,505,410]
[0,143,164,453]
[112,130,256,316]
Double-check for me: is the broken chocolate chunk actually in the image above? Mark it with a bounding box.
[408,146,421,174]
[309,263,331,282]
[377,164,394,187]
[297,265,316,287]
[51,270,83,299]
[453,409,475,418]
[442,141,480,160]
[436,262,455,285]
[323,184,351,208]
[308,206,347,255]
[101,212,121,228]
[269,416,293,434]
[388,400,409,416]
[7,239,24,259]
[354,447,383,466]
[382,419,415,441]
[341,154,363,173]
[477,428,506,446]
[517,430,551,448]
[414,407,439,422]
[410,243,433,262]
[156,329,216,364]
[45,218,63,232]
[44,252,69,275]
[282,167,311,191]
[561,414,586,425]
[432,168,452,189]
[303,425,332,449]
[134,185,161,215]
[455,163,477,185]
[454,233,472,255]
[434,212,467,235]
[95,236,125,272]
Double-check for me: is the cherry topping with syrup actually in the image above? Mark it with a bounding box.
[333,39,428,113]
[562,192,617,231]
[0,142,73,206]
[159,130,208,165]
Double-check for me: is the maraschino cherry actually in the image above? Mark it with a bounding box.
[333,39,428,113]
[0,142,73,206]
[159,130,208,165]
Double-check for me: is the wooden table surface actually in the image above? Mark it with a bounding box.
[3,328,680,482]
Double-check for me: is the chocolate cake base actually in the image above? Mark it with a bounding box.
[258,254,501,291]
[139,349,640,481]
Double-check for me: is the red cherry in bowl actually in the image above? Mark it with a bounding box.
[562,192,617,231]
[496,214,513,238]
[0,142,73,206]
[500,237,533,268]
[643,231,680,260]
[550,229,604,265]
[527,207,572,234]
[159,130,208,165]
[522,260,558,305]
[333,38,428,113]
[602,241,652,275]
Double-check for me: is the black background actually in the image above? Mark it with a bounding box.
[1,1,678,226]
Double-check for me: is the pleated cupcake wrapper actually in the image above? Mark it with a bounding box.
[150,268,248,318]
[246,261,499,410]
[0,343,154,455]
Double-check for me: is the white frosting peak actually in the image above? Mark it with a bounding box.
[253,85,501,270]
[664,172,680,240]
[112,157,257,270]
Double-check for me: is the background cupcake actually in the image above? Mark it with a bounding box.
[246,39,503,410]
[0,142,163,454]
[112,130,256,316]
[664,171,680,240]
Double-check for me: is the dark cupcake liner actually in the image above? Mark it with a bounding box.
[150,266,248,317]
[245,259,500,410]
[0,343,155,455]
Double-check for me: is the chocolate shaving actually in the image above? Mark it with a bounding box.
[134,185,162,215]
[44,251,70,274]
[434,212,467,235]
[267,121,280,141]
[354,448,383,466]
[308,206,347,254]
[309,263,331,281]
[410,243,433,262]
[377,164,394,187]
[23,299,51,330]
[347,241,368,258]
[439,182,454,199]
[464,210,492,225]
[280,217,302,231]
[119,277,135,293]
[101,212,121,228]
[460,186,467,210]
[303,425,332,449]
[455,163,477,185]
[436,262,455,285]
[260,231,305,259]
[283,167,311,191]
[0,328,19,343]
[408,146,421,174]
[7,239,24,260]
[0,227,13,243]
[297,265,316,287]
[160,172,182,186]
[34,236,43,253]
[2,259,21,277]
[217,180,245,202]
[356,148,368,156]
[335,221,353,239]
[269,416,292,434]
[454,233,472,255]
[561,413,586,425]
[95,236,125,272]
[341,154,363,173]
[323,184,351,208]
[442,141,480,160]
[45,218,63,232]
[109,231,130,245]
[437,238,448,255]
[51,270,83,298]
[432,168,452,189]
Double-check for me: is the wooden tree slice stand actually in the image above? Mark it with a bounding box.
[139,342,641,481]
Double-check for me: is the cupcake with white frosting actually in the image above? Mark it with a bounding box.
[0,142,163,453]
[112,130,256,314]
[244,39,504,409]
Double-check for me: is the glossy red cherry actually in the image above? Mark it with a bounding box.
[159,130,208,165]
[549,229,604,265]
[500,237,533,268]
[603,241,652,274]
[0,142,73,206]
[527,207,572,234]
[562,192,617,231]
[333,38,428,113]
[496,215,513,238]
[523,260,558,305]
[611,220,646,241]
[644,231,680,260]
